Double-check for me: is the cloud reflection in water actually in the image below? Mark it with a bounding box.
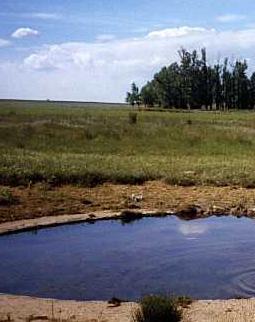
[179,221,209,238]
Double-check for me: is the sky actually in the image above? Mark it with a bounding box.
[1,0,255,102]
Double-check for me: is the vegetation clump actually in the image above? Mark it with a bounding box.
[133,295,182,322]
[129,111,138,124]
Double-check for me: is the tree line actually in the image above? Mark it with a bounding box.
[126,48,255,110]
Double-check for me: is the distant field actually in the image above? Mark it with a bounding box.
[1,99,255,187]
[0,99,128,110]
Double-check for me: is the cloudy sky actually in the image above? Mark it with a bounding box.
[1,0,255,102]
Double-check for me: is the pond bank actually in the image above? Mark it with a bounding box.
[2,181,255,227]
[1,294,255,322]
[1,205,255,235]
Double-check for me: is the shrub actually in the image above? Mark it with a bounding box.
[84,129,96,140]
[129,112,138,124]
[133,295,182,322]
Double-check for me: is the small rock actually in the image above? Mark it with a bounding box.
[177,204,203,219]
[108,297,122,307]
[131,194,143,202]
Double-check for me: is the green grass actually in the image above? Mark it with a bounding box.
[1,100,255,187]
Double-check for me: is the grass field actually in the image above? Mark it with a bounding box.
[1,100,255,187]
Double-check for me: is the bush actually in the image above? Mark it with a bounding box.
[129,112,138,124]
[133,295,182,322]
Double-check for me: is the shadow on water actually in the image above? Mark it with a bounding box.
[119,209,199,224]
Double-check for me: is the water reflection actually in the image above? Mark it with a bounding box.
[178,221,209,237]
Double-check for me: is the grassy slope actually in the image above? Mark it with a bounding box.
[1,100,255,187]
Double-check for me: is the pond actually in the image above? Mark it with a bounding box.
[1,215,255,300]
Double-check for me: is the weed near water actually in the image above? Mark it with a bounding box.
[132,295,182,322]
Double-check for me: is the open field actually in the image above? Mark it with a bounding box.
[1,100,255,187]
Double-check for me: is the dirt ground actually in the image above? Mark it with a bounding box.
[1,294,255,322]
[2,181,255,225]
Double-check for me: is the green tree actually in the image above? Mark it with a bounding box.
[131,48,255,111]
[140,81,157,107]
[178,48,192,109]
[154,63,181,108]
[232,60,249,109]
[250,72,255,108]
[126,82,141,106]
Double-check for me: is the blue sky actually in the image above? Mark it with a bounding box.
[1,0,255,101]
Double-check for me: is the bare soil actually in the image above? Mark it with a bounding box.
[1,181,255,225]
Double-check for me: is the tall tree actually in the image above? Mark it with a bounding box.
[140,81,157,107]
[250,72,255,109]
[178,48,192,109]
[126,83,141,106]
[232,60,249,109]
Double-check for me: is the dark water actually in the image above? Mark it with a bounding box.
[1,216,255,300]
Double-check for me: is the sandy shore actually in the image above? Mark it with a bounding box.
[1,294,255,322]
[183,298,255,322]
[0,294,137,322]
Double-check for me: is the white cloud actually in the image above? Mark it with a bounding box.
[146,26,210,39]
[0,39,10,47]
[2,26,255,102]
[23,27,212,72]
[96,34,116,42]
[0,12,62,20]
[216,14,246,23]
[12,27,40,39]
[29,13,62,20]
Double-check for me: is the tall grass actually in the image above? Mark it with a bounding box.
[1,100,255,187]
[132,295,182,322]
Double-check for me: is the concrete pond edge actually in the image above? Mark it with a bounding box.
[1,203,255,235]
